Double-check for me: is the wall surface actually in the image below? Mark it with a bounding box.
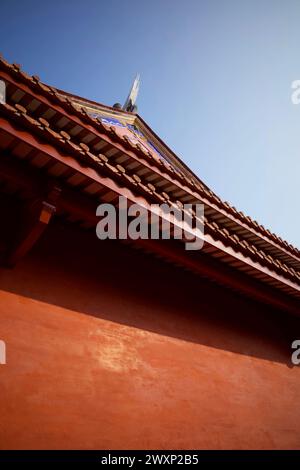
[0,221,299,449]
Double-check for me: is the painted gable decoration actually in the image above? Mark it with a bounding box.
[88,111,174,168]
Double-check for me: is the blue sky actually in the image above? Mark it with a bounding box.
[1,0,299,246]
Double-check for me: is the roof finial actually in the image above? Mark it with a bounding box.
[123,74,140,113]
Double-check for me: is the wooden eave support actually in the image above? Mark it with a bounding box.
[4,185,61,267]
[134,239,300,317]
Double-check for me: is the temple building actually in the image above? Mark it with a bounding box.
[0,55,299,449]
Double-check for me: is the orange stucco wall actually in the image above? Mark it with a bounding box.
[0,221,299,449]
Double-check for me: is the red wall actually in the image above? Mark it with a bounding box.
[0,221,299,449]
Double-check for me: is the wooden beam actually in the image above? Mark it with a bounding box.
[134,239,300,317]
[4,185,61,267]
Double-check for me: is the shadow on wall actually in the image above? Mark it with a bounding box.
[0,219,298,366]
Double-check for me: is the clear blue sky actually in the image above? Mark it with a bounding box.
[1,0,299,247]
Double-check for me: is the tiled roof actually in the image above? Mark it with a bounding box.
[0,54,299,297]
[1,95,300,287]
[1,55,299,257]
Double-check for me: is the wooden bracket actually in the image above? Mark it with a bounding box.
[4,185,62,267]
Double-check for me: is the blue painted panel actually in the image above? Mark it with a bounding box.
[88,112,126,127]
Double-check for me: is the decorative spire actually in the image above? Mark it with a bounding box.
[123,74,140,113]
